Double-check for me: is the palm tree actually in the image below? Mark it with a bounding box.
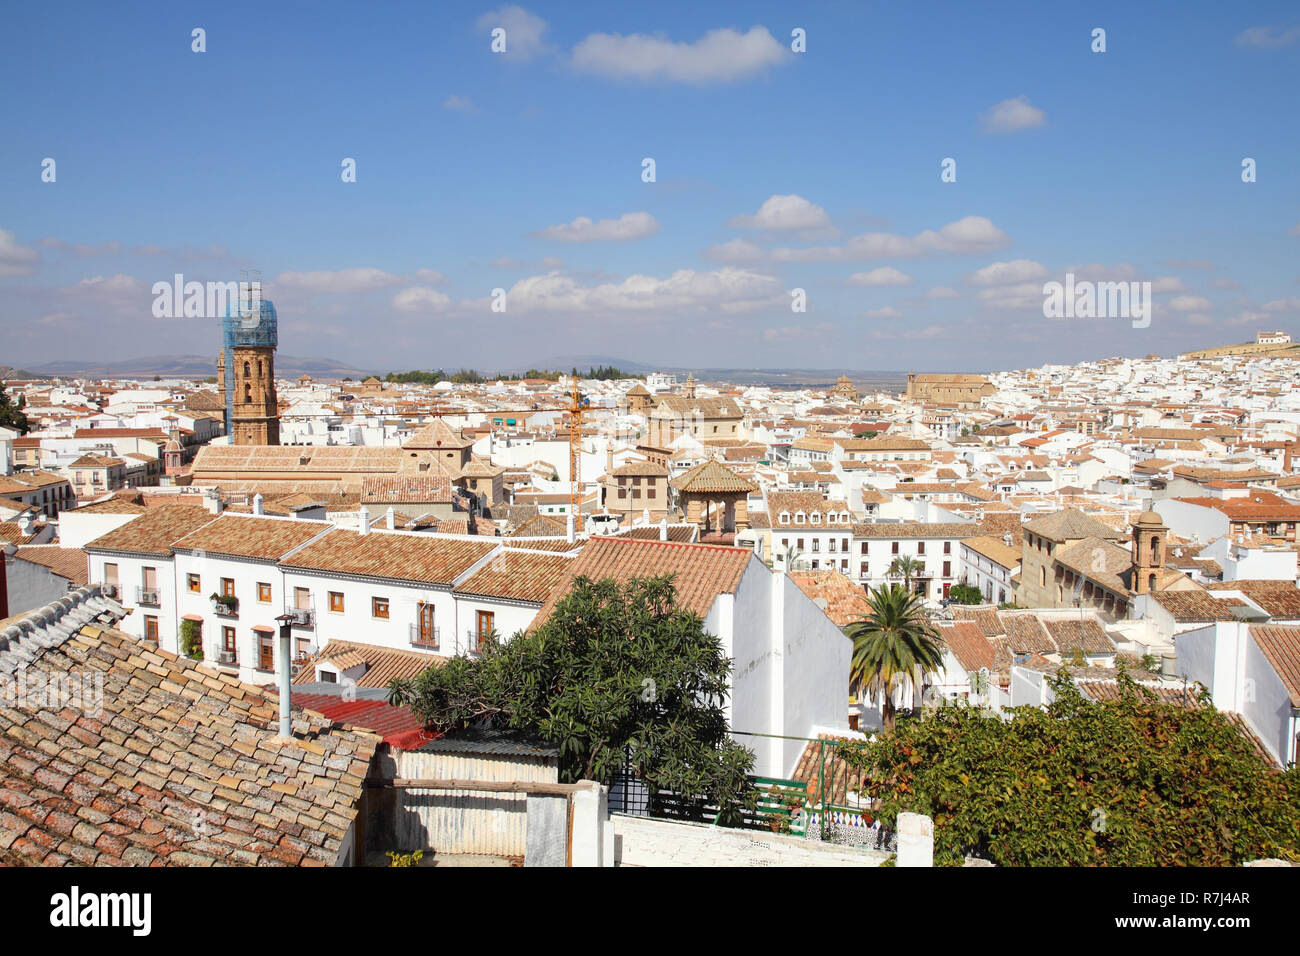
[888,555,925,592]
[845,584,945,732]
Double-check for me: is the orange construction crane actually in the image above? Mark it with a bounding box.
[567,378,587,524]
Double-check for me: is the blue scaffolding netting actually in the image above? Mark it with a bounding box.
[222,299,278,436]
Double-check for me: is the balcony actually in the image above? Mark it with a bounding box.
[211,596,239,617]
[215,649,238,667]
[96,583,121,600]
[136,587,161,606]
[409,624,440,651]
[284,607,315,628]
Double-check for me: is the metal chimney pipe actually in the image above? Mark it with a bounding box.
[278,620,292,738]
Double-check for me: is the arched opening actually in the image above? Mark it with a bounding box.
[1147,572,1157,592]
[1150,536,1161,563]
[243,361,251,377]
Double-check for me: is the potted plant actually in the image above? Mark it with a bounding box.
[179,619,204,661]
[210,591,238,614]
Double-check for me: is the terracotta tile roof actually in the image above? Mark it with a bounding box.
[172,514,328,561]
[1150,589,1246,623]
[359,474,453,504]
[509,513,568,537]
[280,529,497,585]
[852,521,977,539]
[1022,508,1126,542]
[403,419,473,449]
[998,613,1058,655]
[452,550,573,604]
[670,458,758,495]
[83,504,216,557]
[1207,581,1300,619]
[1249,625,1300,707]
[951,605,1003,639]
[790,734,869,804]
[532,536,753,625]
[960,534,1021,568]
[935,619,996,672]
[1042,617,1115,655]
[790,570,871,628]
[293,639,444,688]
[0,594,376,866]
[13,546,87,586]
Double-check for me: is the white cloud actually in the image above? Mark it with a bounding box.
[704,238,766,263]
[1065,263,1137,282]
[1262,296,1300,312]
[980,95,1046,133]
[38,237,123,257]
[476,6,551,61]
[1169,295,1213,312]
[1235,25,1300,49]
[442,94,476,113]
[862,306,903,319]
[729,195,832,232]
[967,259,1046,286]
[0,228,39,276]
[1211,276,1241,290]
[393,287,452,313]
[1165,257,1217,270]
[1186,313,1213,326]
[975,282,1047,311]
[530,211,660,242]
[848,267,913,287]
[274,268,406,294]
[925,286,960,299]
[571,25,792,84]
[494,267,783,316]
[1150,276,1187,293]
[414,268,449,285]
[770,216,1010,262]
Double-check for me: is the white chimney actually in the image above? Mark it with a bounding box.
[252,493,264,516]
[278,623,292,739]
[358,507,370,535]
[659,518,668,541]
[385,506,395,530]
[204,488,223,515]
[17,511,33,535]
[566,512,575,543]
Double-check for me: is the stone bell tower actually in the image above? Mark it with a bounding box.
[217,295,280,446]
[1132,508,1167,596]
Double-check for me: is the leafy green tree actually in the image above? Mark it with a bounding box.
[947,583,983,605]
[387,575,758,821]
[844,584,945,731]
[0,382,30,435]
[847,670,1300,866]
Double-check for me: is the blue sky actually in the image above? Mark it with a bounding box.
[2,1,1298,373]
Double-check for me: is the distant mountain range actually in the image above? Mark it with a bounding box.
[13,352,911,390]
[22,355,374,381]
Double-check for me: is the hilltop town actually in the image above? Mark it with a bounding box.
[2,313,1299,868]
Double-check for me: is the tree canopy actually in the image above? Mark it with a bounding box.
[0,382,30,435]
[386,574,757,820]
[846,670,1300,866]
[845,584,945,730]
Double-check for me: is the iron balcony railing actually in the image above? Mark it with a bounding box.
[409,624,440,650]
[136,587,161,606]
[284,607,315,628]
